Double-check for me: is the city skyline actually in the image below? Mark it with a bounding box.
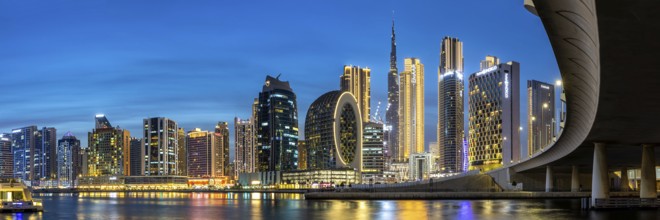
[0,1,560,157]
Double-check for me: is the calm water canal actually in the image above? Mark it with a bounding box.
[1,192,657,219]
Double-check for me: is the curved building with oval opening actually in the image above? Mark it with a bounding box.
[305,91,362,171]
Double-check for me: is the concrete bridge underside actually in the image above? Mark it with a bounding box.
[492,0,660,206]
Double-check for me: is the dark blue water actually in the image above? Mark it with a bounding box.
[1,192,657,219]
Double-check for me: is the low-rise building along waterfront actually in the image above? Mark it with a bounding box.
[409,152,432,181]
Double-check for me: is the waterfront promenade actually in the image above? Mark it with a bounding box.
[32,188,308,194]
[305,191,646,200]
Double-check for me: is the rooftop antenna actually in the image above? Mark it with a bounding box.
[276,73,282,79]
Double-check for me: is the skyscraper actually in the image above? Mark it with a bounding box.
[468,60,520,171]
[214,121,230,177]
[340,65,371,122]
[12,126,37,180]
[0,134,13,179]
[186,128,215,177]
[143,117,178,176]
[256,75,299,171]
[362,122,384,174]
[305,91,362,171]
[399,58,425,161]
[527,80,555,156]
[88,115,130,176]
[386,19,400,163]
[177,127,187,176]
[437,37,465,173]
[234,117,255,177]
[129,137,143,176]
[34,127,56,180]
[57,132,80,187]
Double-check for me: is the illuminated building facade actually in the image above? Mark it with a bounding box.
[80,148,88,176]
[399,58,425,161]
[0,134,13,179]
[12,126,37,180]
[340,65,371,122]
[177,128,187,176]
[33,127,57,180]
[480,55,500,71]
[386,19,400,164]
[129,137,142,176]
[57,132,80,187]
[527,80,555,156]
[297,140,307,170]
[305,91,363,171]
[186,128,216,177]
[429,142,439,171]
[468,60,520,171]
[256,75,299,171]
[88,115,130,177]
[143,117,178,176]
[362,122,384,174]
[409,152,432,181]
[234,117,256,177]
[281,168,360,186]
[438,37,465,174]
[214,122,230,177]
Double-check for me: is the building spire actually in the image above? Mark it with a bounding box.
[390,12,397,71]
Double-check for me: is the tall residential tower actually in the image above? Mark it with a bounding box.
[143,117,178,176]
[88,115,130,177]
[468,60,520,171]
[340,65,371,122]
[57,132,81,187]
[399,58,425,161]
[527,80,555,156]
[437,37,465,173]
[255,75,299,171]
[234,117,256,176]
[186,128,216,177]
[214,122,230,177]
[12,126,37,180]
[0,134,12,179]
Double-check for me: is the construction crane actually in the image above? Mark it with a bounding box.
[371,101,384,123]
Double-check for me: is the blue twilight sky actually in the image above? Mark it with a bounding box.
[0,0,559,158]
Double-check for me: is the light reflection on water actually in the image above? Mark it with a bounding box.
[0,193,656,220]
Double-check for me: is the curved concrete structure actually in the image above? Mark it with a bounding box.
[509,0,660,175]
[513,0,600,172]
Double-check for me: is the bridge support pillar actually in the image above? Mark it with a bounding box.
[620,167,630,192]
[591,143,608,206]
[545,166,553,192]
[571,165,580,192]
[640,144,657,199]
